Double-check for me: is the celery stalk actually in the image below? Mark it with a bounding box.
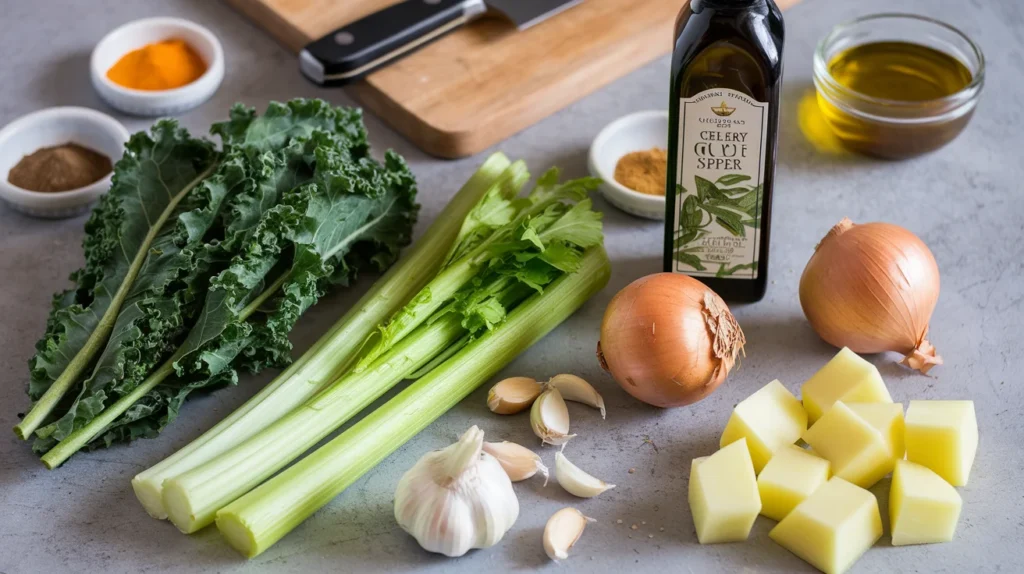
[131,153,512,519]
[215,247,611,558]
[353,161,530,370]
[162,314,466,533]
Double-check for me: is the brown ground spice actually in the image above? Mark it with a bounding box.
[8,143,113,193]
[614,148,668,196]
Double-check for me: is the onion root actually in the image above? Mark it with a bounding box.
[900,335,943,374]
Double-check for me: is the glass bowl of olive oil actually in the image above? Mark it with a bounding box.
[813,13,984,159]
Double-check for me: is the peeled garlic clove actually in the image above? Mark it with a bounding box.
[546,374,606,419]
[487,376,543,415]
[554,451,615,498]
[530,388,575,446]
[482,441,550,485]
[543,507,595,561]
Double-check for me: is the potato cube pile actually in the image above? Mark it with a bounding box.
[688,347,979,574]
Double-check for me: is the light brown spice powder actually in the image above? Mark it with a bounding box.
[613,148,668,196]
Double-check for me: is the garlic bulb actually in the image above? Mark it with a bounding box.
[394,426,519,557]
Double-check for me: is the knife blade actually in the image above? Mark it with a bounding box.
[300,0,584,86]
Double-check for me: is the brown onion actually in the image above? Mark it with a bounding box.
[597,273,745,408]
[800,218,942,373]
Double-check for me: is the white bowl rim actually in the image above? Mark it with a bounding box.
[0,106,129,200]
[90,16,224,100]
[589,109,670,207]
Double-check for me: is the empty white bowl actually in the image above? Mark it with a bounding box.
[0,107,129,218]
[91,17,224,116]
[588,110,669,220]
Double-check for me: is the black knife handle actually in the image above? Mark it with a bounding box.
[300,0,485,86]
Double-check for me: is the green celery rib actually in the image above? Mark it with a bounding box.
[130,152,512,520]
[215,247,611,558]
[162,314,466,533]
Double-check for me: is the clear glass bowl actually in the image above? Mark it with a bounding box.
[813,14,984,159]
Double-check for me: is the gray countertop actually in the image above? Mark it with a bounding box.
[2,0,1022,572]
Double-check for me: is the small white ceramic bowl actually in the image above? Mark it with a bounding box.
[0,107,129,218]
[589,110,669,220]
[91,17,224,116]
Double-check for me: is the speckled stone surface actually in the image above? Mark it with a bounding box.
[2,0,1022,572]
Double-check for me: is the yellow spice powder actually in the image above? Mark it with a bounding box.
[107,39,207,91]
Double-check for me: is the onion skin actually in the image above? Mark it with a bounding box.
[597,274,745,408]
[799,218,942,373]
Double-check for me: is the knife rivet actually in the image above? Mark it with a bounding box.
[334,31,355,46]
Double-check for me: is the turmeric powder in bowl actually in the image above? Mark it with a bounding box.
[107,39,206,91]
[614,148,668,195]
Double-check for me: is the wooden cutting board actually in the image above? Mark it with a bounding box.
[224,0,797,158]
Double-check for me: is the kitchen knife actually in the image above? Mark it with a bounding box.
[300,0,584,86]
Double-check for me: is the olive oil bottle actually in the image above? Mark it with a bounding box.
[664,0,784,302]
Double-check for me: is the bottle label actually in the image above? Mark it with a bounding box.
[671,88,768,279]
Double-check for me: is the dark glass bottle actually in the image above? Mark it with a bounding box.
[663,0,784,302]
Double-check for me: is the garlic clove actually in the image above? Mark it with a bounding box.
[543,507,595,561]
[487,376,543,415]
[546,374,607,419]
[530,388,575,446]
[554,451,615,498]
[482,441,550,485]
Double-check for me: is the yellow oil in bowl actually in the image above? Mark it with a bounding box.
[813,15,984,159]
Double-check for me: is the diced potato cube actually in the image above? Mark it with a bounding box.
[757,445,830,521]
[769,477,882,574]
[802,401,891,488]
[801,347,892,423]
[689,439,761,544]
[720,379,807,473]
[905,400,978,486]
[845,402,905,459]
[890,460,962,546]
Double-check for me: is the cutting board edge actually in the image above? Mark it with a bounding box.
[351,48,675,159]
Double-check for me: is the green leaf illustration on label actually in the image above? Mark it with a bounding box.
[715,174,751,186]
[695,175,730,202]
[673,172,760,269]
[715,261,758,277]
